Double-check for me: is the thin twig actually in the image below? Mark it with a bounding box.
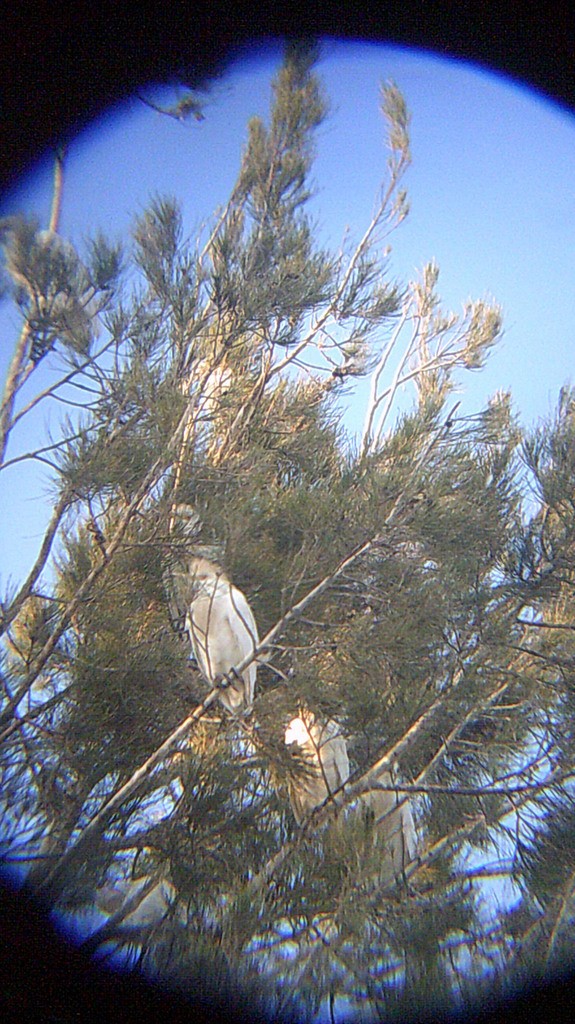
[1,148,66,467]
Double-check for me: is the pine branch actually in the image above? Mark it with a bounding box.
[36,686,221,893]
[35,536,381,892]
[34,413,450,896]
[48,147,66,234]
[244,665,522,901]
[517,618,575,631]
[361,303,409,455]
[7,335,119,435]
[0,400,196,729]
[0,148,66,467]
[0,489,71,638]
[267,121,409,385]
[80,873,165,954]
[0,322,34,467]
[543,867,575,970]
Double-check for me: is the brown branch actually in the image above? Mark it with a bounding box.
[517,618,575,631]
[80,874,166,955]
[0,490,71,639]
[544,867,575,970]
[0,323,34,467]
[37,686,221,893]
[9,334,119,432]
[0,687,71,746]
[0,148,67,467]
[48,147,66,234]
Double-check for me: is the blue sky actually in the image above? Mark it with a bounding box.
[1,38,574,587]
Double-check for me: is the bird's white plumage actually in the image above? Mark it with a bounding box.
[359,769,418,879]
[186,558,259,714]
[284,713,350,825]
[285,710,418,881]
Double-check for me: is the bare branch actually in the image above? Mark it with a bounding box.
[8,335,119,433]
[0,148,67,467]
[0,489,72,638]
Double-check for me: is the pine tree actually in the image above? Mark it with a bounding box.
[1,42,574,1022]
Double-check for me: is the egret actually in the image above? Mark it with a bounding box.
[187,557,259,715]
[284,711,418,882]
[284,712,350,825]
[360,768,418,880]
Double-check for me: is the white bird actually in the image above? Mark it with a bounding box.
[284,711,418,882]
[284,712,350,826]
[186,557,259,715]
[359,768,418,881]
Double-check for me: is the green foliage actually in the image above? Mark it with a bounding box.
[2,41,575,1023]
[0,216,122,364]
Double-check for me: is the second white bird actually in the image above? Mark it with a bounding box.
[285,713,350,825]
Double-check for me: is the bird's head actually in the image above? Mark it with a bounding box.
[189,555,227,583]
[285,716,312,749]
